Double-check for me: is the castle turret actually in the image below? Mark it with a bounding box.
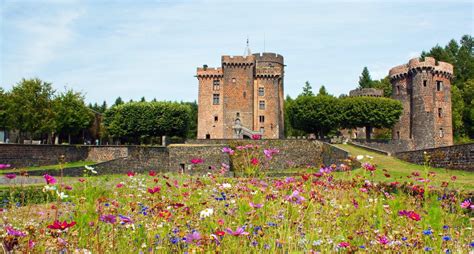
[389,57,453,150]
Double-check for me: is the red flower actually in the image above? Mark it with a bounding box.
[149,170,157,176]
[78,178,86,183]
[398,210,421,221]
[116,183,124,188]
[215,230,226,236]
[127,171,135,177]
[451,175,457,181]
[148,186,161,194]
[47,220,76,230]
[251,134,261,140]
[338,242,350,248]
[158,210,172,220]
[250,158,259,166]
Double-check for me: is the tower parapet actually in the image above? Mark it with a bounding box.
[349,88,383,97]
[221,55,255,66]
[389,57,453,80]
[196,67,223,78]
[253,52,284,67]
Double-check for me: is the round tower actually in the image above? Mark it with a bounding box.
[389,57,453,150]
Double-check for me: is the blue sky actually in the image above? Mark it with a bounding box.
[1,0,472,104]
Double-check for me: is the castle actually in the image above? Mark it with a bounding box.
[389,57,454,150]
[196,52,285,139]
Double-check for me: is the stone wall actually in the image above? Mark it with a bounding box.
[186,139,353,170]
[350,139,412,155]
[395,143,474,171]
[168,144,230,174]
[0,144,89,168]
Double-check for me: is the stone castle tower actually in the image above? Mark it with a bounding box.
[389,57,454,150]
[196,52,284,139]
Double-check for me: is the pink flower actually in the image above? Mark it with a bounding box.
[378,235,389,245]
[226,227,249,236]
[149,170,157,176]
[116,183,124,188]
[64,185,73,190]
[263,148,279,159]
[338,242,350,248]
[127,171,135,177]
[43,174,57,185]
[251,134,261,140]
[250,158,259,166]
[362,162,376,171]
[190,158,203,165]
[398,210,421,221]
[0,164,11,169]
[249,202,263,209]
[4,173,16,180]
[185,231,202,244]
[148,186,161,194]
[222,147,235,155]
[461,200,472,209]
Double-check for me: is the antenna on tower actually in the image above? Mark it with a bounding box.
[244,36,251,56]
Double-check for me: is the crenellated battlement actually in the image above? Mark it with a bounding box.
[253,52,284,65]
[349,88,383,97]
[196,67,223,78]
[255,67,282,78]
[222,55,255,66]
[389,57,453,79]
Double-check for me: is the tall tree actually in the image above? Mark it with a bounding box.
[300,81,314,97]
[0,88,11,131]
[8,78,56,142]
[358,67,373,88]
[113,97,124,106]
[340,97,403,139]
[372,76,392,97]
[317,85,329,96]
[54,89,93,143]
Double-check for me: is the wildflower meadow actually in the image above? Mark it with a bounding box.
[0,145,473,253]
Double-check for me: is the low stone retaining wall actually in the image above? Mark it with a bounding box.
[395,143,474,171]
[350,139,412,154]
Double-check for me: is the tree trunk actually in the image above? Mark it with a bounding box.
[365,126,372,140]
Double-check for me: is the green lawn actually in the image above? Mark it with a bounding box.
[334,144,474,190]
[3,161,96,173]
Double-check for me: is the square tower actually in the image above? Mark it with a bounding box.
[196,53,285,139]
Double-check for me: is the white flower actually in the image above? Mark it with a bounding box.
[56,191,69,200]
[222,183,232,189]
[85,165,97,174]
[356,155,364,160]
[200,208,214,219]
[366,155,374,159]
[43,185,57,192]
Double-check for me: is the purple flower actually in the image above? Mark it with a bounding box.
[226,227,249,236]
[43,174,57,185]
[460,200,473,209]
[119,215,133,224]
[6,226,26,237]
[285,190,305,204]
[100,214,117,224]
[185,231,202,244]
[249,202,263,209]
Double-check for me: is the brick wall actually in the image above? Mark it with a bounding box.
[395,143,474,171]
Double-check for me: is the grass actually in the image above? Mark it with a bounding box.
[2,160,96,173]
[333,144,474,191]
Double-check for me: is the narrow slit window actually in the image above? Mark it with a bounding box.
[259,115,265,123]
[438,108,442,118]
[423,80,427,87]
[439,128,444,138]
[436,81,443,91]
[214,116,218,122]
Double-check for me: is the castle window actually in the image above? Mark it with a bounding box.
[259,115,265,123]
[243,91,246,98]
[214,116,218,122]
[236,112,240,117]
[213,80,220,91]
[438,108,442,118]
[423,80,427,87]
[259,100,265,109]
[396,86,400,95]
[213,94,220,105]
[232,78,236,83]
[205,134,210,139]
[258,87,265,96]
[260,127,264,133]
[396,131,400,140]
[439,128,444,138]
[436,81,443,91]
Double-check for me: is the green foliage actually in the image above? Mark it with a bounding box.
[300,81,314,97]
[372,76,392,97]
[54,89,94,141]
[8,78,56,139]
[103,101,191,143]
[181,101,198,139]
[288,95,340,138]
[421,34,474,139]
[358,67,373,88]
[340,97,403,139]
[0,88,11,129]
[317,85,329,96]
[113,97,124,106]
